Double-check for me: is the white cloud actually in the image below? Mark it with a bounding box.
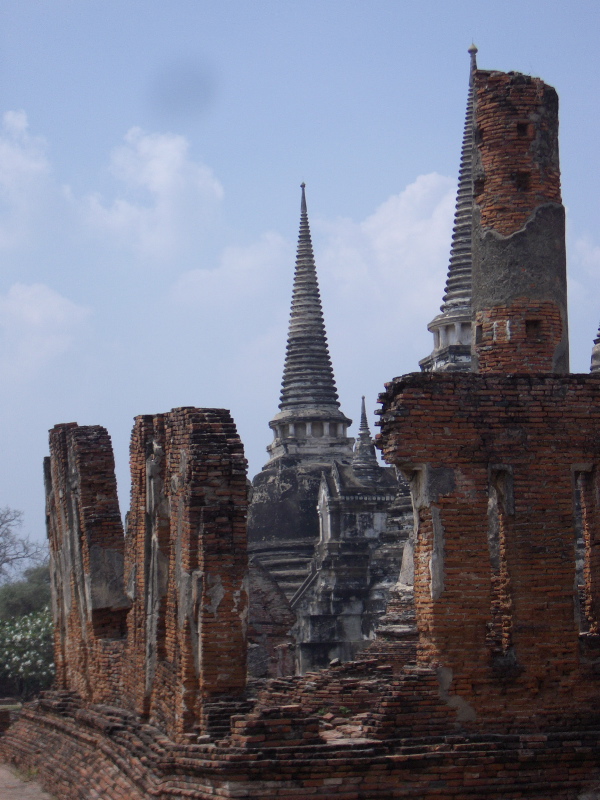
[169,230,292,406]
[316,173,456,381]
[571,236,600,278]
[0,283,90,379]
[171,231,291,309]
[319,173,454,298]
[0,111,51,250]
[86,127,223,259]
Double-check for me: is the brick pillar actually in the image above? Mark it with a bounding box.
[165,408,248,736]
[471,70,569,374]
[45,423,129,703]
[123,413,168,718]
[123,407,249,738]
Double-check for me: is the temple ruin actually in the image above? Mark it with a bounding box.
[3,49,600,798]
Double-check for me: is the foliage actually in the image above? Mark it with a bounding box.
[0,507,46,584]
[0,565,51,621]
[0,607,54,698]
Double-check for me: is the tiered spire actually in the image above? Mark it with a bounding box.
[440,44,477,312]
[266,185,352,464]
[279,184,341,411]
[351,397,380,479]
[419,45,477,373]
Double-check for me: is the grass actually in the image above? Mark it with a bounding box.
[12,764,39,782]
[8,764,59,798]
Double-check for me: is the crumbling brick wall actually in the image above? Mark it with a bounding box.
[45,423,130,705]
[379,372,600,728]
[45,407,249,740]
[124,407,249,737]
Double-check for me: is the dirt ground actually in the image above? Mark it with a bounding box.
[0,765,56,799]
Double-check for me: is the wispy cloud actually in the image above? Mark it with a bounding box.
[0,111,51,250]
[316,173,456,382]
[86,127,223,259]
[0,283,90,380]
[171,231,291,310]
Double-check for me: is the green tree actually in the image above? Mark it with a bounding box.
[0,509,53,697]
[0,565,51,621]
[0,507,45,583]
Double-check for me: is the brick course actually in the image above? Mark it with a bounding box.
[5,686,600,798]
[473,70,561,237]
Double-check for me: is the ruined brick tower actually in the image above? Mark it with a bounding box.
[247,185,354,597]
[471,67,569,373]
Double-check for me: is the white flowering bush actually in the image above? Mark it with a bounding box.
[0,606,54,698]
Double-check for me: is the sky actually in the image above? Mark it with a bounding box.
[1,1,600,541]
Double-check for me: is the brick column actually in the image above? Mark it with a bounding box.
[471,70,569,373]
[123,407,249,738]
[45,423,129,704]
[164,407,249,736]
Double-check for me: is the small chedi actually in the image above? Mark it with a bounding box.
[247,184,411,676]
[291,396,410,672]
[4,49,600,799]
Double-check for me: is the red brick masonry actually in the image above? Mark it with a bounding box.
[4,382,600,797]
[4,669,600,798]
[378,372,600,729]
[42,408,248,742]
[474,70,561,237]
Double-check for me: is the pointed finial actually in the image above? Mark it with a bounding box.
[468,43,478,85]
[420,42,477,373]
[300,182,307,213]
[359,396,369,435]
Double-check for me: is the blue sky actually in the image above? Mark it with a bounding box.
[1,1,600,540]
